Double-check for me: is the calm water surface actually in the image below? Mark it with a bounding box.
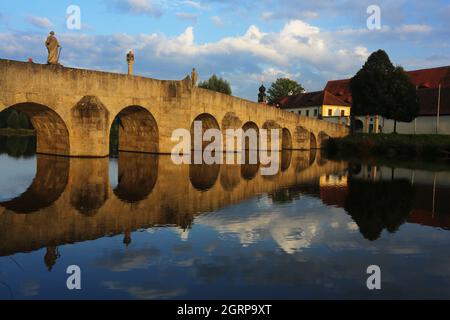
[1,136,450,299]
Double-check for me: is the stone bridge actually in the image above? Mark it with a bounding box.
[0,59,349,157]
[0,151,348,257]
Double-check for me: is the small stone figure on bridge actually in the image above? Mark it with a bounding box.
[258,82,267,104]
[191,68,198,87]
[127,50,135,75]
[45,31,61,65]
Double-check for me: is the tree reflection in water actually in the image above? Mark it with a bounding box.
[344,177,414,241]
[0,135,36,158]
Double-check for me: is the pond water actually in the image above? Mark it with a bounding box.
[0,135,450,299]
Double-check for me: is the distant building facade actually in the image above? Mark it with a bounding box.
[276,90,351,126]
[274,66,450,135]
[325,66,450,134]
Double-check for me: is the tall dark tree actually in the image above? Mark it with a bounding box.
[350,50,395,117]
[198,74,232,95]
[387,66,420,133]
[350,49,419,133]
[267,78,304,104]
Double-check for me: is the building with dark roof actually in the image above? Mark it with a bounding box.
[277,90,351,126]
[323,66,450,134]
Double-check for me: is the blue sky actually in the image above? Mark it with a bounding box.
[0,0,449,100]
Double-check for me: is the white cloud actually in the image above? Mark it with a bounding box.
[211,15,224,27]
[109,0,165,17]
[396,24,433,33]
[261,10,318,21]
[26,16,54,29]
[175,12,198,23]
[181,0,207,10]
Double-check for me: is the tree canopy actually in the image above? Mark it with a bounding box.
[267,78,305,104]
[198,74,232,95]
[350,49,419,132]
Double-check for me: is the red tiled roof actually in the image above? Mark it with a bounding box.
[408,66,450,89]
[278,90,350,110]
[323,90,351,107]
[324,79,352,105]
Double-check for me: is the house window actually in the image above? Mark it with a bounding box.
[298,110,301,115]
[328,109,332,116]
[341,110,345,117]
[306,110,310,117]
[314,109,318,117]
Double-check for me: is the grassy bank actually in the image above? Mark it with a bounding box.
[325,133,450,161]
[0,128,36,136]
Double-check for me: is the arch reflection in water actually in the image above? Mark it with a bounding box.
[241,150,260,181]
[113,152,158,203]
[69,158,109,216]
[220,155,241,192]
[189,151,220,192]
[281,150,293,172]
[0,155,69,213]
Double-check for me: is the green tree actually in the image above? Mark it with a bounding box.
[267,78,305,104]
[350,49,419,133]
[7,109,20,129]
[387,66,420,132]
[198,74,232,95]
[350,50,396,117]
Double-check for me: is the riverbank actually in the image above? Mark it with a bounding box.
[0,128,36,136]
[325,134,450,161]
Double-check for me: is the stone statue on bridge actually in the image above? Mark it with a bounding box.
[45,31,60,65]
[191,68,198,87]
[127,50,135,75]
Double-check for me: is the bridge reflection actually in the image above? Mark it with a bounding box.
[2,151,450,273]
[0,151,346,258]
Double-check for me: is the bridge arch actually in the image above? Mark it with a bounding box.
[111,105,159,154]
[310,132,317,149]
[282,128,293,150]
[242,121,259,151]
[262,120,281,151]
[191,113,221,151]
[3,102,70,156]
